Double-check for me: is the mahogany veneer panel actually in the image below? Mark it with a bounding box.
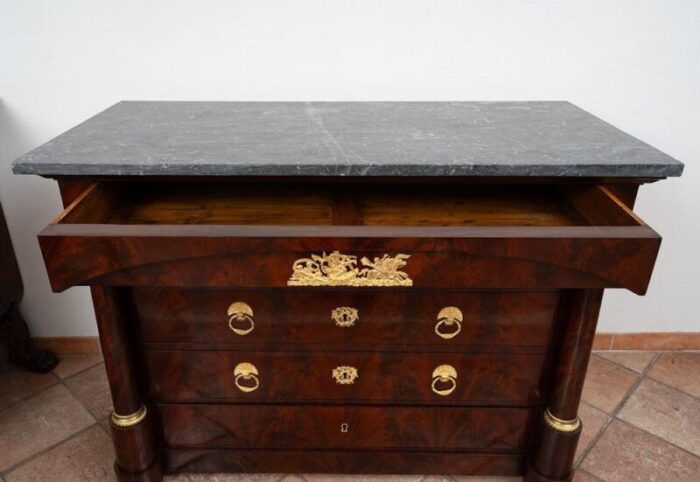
[159,404,532,451]
[19,99,680,482]
[134,289,558,350]
[165,448,523,476]
[38,182,661,294]
[29,177,671,482]
[145,350,544,405]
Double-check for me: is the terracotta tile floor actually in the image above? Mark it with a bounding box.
[0,351,699,481]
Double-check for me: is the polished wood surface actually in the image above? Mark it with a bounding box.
[91,286,143,414]
[525,289,604,482]
[38,182,660,294]
[91,286,163,480]
[34,177,666,481]
[165,449,523,476]
[548,290,604,419]
[39,234,660,294]
[134,289,557,350]
[0,200,57,372]
[145,349,544,405]
[160,404,532,450]
[96,183,591,227]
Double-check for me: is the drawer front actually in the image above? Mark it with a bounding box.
[160,404,532,451]
[135,289,557,349]
[146,350,544,404]
[165,448,523,476]
[42,183,661,295]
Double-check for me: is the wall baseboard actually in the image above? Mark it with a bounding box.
[593,332,700,351]
[30,333,700,355]
[34,337,101,355]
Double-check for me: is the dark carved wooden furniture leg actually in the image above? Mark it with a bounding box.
[0,303,58,373]
[526,289,604,482]
[91,286,163,482]
[0,200,57,373]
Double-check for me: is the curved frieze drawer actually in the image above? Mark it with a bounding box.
[39,182,660,294]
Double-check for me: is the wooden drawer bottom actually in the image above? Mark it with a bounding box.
[165,448,524,476]
[160,404,533,451]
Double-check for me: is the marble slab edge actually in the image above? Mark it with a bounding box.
[11,162,684,178]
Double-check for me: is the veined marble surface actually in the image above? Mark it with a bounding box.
[12,101,683,177]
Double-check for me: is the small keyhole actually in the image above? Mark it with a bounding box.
[340,423,349,433]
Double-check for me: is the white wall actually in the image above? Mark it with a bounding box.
[0,0,697,336]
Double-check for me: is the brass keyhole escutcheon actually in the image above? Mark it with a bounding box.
[234,362,260,393]
[340,423,349,433]
[431,364,457,396]
[435,307,463,340]
[332,366,359,384]
[228,301,254,336]
[332,307,359,327]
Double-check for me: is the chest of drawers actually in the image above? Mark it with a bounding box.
[13,101,683,482]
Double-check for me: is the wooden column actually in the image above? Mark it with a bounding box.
[91,286,163,482]
[526,289,603,482]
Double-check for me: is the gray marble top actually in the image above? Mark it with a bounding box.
[12,101,683,178]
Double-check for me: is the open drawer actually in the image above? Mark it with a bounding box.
[39,182,660,293]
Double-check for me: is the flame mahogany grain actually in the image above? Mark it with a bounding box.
[164,448,524,475]
[36,177,665,481]
[133,289,558,350]
[159,404,531,450]
[145,350,545,405]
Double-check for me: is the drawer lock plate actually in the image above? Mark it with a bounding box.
[332,307,359,327]
[332,365,359,384]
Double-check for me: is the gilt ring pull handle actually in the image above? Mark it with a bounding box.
[234,362,260,393]
[431,364,457,396]
[435,307,463,340]
[228,302,255,336]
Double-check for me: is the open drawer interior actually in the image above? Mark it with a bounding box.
[56,181,644,228]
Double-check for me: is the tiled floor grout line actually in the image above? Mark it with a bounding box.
[594,352,700,461]
[643,374,700,405]
[56,365,103,425]
[576,351,661,466]
[598,350,700,404]
[579,351,700,468]
[59,359,113,436]
[578,468,605,482]
[0,362,106,478]
[0,370,61,414]
[1,423,100,476]
[0,356,103,416]
[592,351,700,405]
[611,418,700,462]
[56,357,105,382]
